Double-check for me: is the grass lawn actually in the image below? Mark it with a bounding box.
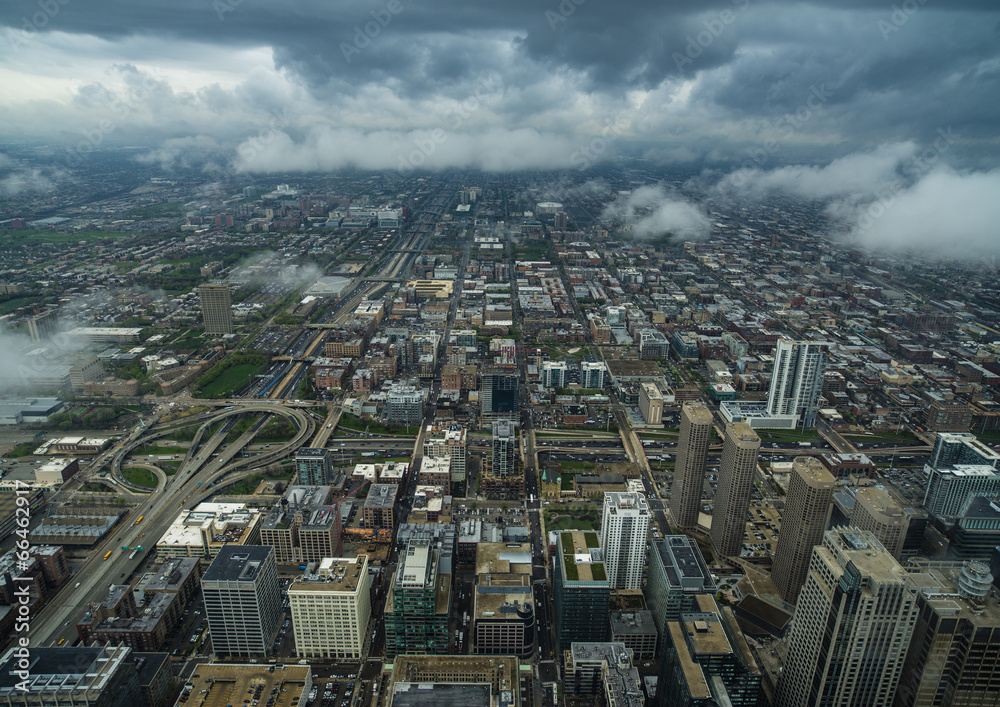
[560,461,596,471]
[0,296,36,315]
[123,467,158,488]
[134,444,183,456]
[756,429,822,443]
[544,508,600,531]
[198,361,268,398]
[338,412,419,436]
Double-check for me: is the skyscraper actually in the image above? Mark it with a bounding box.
[553,530,610,654]
[670,401,714,530]
[657,594,762,707]
[199,283,233,335]
[600,492,650,590]
[766,338,827,427]
[201,545,282,657]
[27,308,58,342]
[895,560,1000,707]
[646,536,716,654]
[423,422,468,490]
[771,457,835,604]
[774,529,918,707]
[710,422,761,559]
[294,447,332,485]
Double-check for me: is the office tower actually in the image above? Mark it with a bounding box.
[289,556,371,659]
[541,360,568,389]
[923,465,1000,519]
[601,492,651,590]
[895,560,1000,707]
[711,423,761,559]
[259,485,340,564]
[423,423,467,490]
[774,529,918,707]
[639,383,664,425]
[384,538,452,657]
[473,542,535,658]
[0,645,143,707]
[765,338,827,427]
[201,545,282,657]
[646,536,716,653]
[657,594,762,707]
[851,486,909,559]
[27,308,58,342]
[771,457,835,604]
[199,283,233,335]
[670,401,714,530]
[294,447,332,485]
[492,419,516,477]
[553,531,611,654]
[481,366,519,424]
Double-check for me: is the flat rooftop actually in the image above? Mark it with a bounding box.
[391,683,491,707]
[202,545,272,583]
[184,663,310,707]
[290,556,367,593]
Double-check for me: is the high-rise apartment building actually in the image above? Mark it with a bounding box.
[384,538,452,657]
[771,457,835,604]
[289,556,371,659]
[294,448,332,486]
[670,402,714,530]
[774,529,918,707]
[492,419,516,478]
[541,361,568,389]
[923,465,1000,519]
[27,308,58,342]
[423,422,467,489]
[711,422,761,559]
[851,485,909,559]
[895,560,1000,707]
[199,283,233,335]
[201,545,282,657]
[553,530,610,653]
[581,361,607,389]
[386,383,425,425]
[929,432,1000,469]
[600,492,651,590]
[766,339,827,427]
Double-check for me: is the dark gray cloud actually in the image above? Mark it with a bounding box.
[0,0,997,172]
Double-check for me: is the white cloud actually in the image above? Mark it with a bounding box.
[829,167,1000,259]
[601,185,711,240]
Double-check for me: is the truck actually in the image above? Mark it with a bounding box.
[797,442,813,448]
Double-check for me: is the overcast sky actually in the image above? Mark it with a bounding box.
[0,0,996,172]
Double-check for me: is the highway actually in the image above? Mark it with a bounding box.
[29,402,315,646]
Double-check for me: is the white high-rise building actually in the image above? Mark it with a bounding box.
[541,361,568,389]
[491,419,516,477]
[766,339,828,427]
[774,529,919,707]
[600,492,650,590]
[580,361,607,389]
[289,555,371,659]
